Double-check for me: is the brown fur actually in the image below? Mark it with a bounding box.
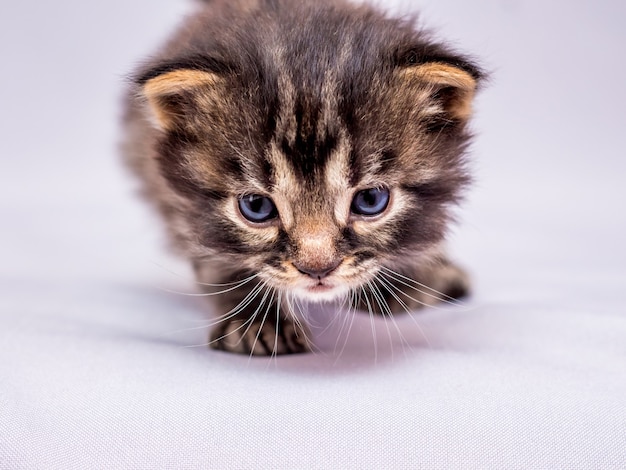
[121,0,483,355]
[403,63,477,120]
[142,69,220,129]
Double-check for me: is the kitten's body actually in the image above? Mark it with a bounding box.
[122,0,482,355]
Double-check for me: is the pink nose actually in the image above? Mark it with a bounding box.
[293,260,341,280]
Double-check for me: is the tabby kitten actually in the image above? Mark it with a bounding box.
[122,0,483,355]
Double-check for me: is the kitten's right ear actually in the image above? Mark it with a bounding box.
[399,56,483,125]
[138,69,220,130]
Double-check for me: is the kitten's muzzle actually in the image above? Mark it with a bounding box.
[293,259,341,280]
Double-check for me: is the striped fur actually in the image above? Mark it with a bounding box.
[121,0,483,355]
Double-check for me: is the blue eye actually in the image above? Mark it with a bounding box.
[351,188,390,216]
[238,194,278,223]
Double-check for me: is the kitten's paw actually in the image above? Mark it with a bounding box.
[430,260,471,302]
[210,317,310,356]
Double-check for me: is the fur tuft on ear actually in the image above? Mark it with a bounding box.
[140,69,219,130]
[404,63,478,122]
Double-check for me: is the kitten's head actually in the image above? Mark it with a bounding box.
[134,0,483,302]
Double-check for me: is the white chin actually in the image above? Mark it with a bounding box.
[291,285,349,303]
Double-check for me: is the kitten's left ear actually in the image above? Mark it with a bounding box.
[138,69,220,130]
[404,62,480,122]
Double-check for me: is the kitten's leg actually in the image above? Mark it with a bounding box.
[356,255,470,315]
[193,263,310,355]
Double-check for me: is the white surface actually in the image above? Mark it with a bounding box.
[1,0,625,468]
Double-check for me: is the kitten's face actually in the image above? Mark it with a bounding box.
[137,9,479,302]
[224,133,405,302]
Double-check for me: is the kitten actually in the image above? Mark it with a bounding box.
[122,0,483,355]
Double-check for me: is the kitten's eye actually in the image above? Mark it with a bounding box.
[351,188,390,217]
[238,194,278,223]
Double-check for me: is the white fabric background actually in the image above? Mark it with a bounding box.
[1,0,625,468]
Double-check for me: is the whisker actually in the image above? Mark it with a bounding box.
[375,275,432,350]
[248,286,276,358]
[360,286,378,364]
[311,293,348,340]
[378,271,467,312]
[162,280,266,338]
[334,288,362,358]
[289,303,318,354]
[367,280,396,360]
[183,290,269,349]
[334,289,358,362]
[157,273,259,298]
[270,291,282,364]
[380,271,476,316]
[377,272,435,310]
[345,289,359,337]
[333,293,354,353]
[370,279,413,357]
[176,280,269,343]
[151,261,259,288]
[206,280,268,325]
[380,266,464,305]
[288,293,306,323]
[281,294,309,349]
[191,272,259,288]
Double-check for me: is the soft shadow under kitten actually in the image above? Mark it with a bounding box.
[122,0,483,355]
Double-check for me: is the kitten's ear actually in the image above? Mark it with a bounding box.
[405,62,479,122]
[139,69,220,130]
